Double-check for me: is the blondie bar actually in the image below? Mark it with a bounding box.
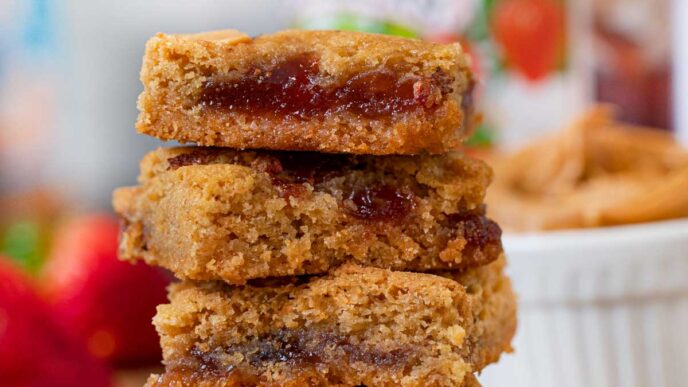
[113,147,501,284]
[146,258,515,387]
[136,29,474,154]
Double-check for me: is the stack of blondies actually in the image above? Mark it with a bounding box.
[113,29,516,387]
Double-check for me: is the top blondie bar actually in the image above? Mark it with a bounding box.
[137,29,475,155]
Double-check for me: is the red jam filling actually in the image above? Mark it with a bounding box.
[253,152,348,198]
[166,149,218,170]
[199,54,452,118]
[187,329,413,371]
[447,210,502,248]
[346,185,416,222]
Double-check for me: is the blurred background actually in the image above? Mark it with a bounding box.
[0,1,686,386]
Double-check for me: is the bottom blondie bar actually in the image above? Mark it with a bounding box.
[147,258,515,387]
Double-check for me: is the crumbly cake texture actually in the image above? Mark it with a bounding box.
[113,147,501,284]
[146,258,514,387]
[136,29,475,154]
[444,257,516,370]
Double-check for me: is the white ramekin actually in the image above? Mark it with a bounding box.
[479,218,688,387]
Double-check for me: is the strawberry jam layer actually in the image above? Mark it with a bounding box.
[166,149,419,220]
[153,329,416,385]
[198,54,454,118]
[165,150,501,238]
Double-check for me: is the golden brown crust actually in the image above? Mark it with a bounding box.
[443,257,516,370]
[113,147,500,284]
[145,371,482,387]
[136,29,474,154]
[146,259,513,387]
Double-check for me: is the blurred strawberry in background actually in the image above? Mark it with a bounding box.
[0,257,112,386]
[492,0,564,81]
[40,215,170,366]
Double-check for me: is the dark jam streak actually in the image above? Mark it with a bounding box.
[166,150,350,198]
[187,329,413,372]
[253,152,349,198]
[346,185,416,222]
[447,210,502,249]
[260,152,348,186]
[159,330,414,385]
[167,149,218,170]
[165,150,419,222]
[199,55,451,118]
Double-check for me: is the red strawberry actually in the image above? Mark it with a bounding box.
[40,214,170,366]
[0,257,112,386]
[492,0,564,81]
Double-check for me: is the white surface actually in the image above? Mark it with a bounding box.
[480,219,688,387]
